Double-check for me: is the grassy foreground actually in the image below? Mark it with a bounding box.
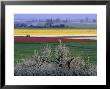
[14,41,97,76]
[14,41,97,64]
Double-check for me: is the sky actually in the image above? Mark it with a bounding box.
[14,14,97,21]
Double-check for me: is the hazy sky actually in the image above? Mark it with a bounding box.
[14,14,97,21]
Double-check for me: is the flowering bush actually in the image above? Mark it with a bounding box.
[14,41,97,76]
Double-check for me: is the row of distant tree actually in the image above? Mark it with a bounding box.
[14,23,67,28]
[14,18,97,29]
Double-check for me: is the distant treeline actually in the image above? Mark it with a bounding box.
[14,19,97,29]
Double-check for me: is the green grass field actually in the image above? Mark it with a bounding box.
[14,41,97,64]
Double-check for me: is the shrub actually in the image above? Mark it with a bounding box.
[41,44,52,62]
[54,40,71,68]
[14,40,97,76]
